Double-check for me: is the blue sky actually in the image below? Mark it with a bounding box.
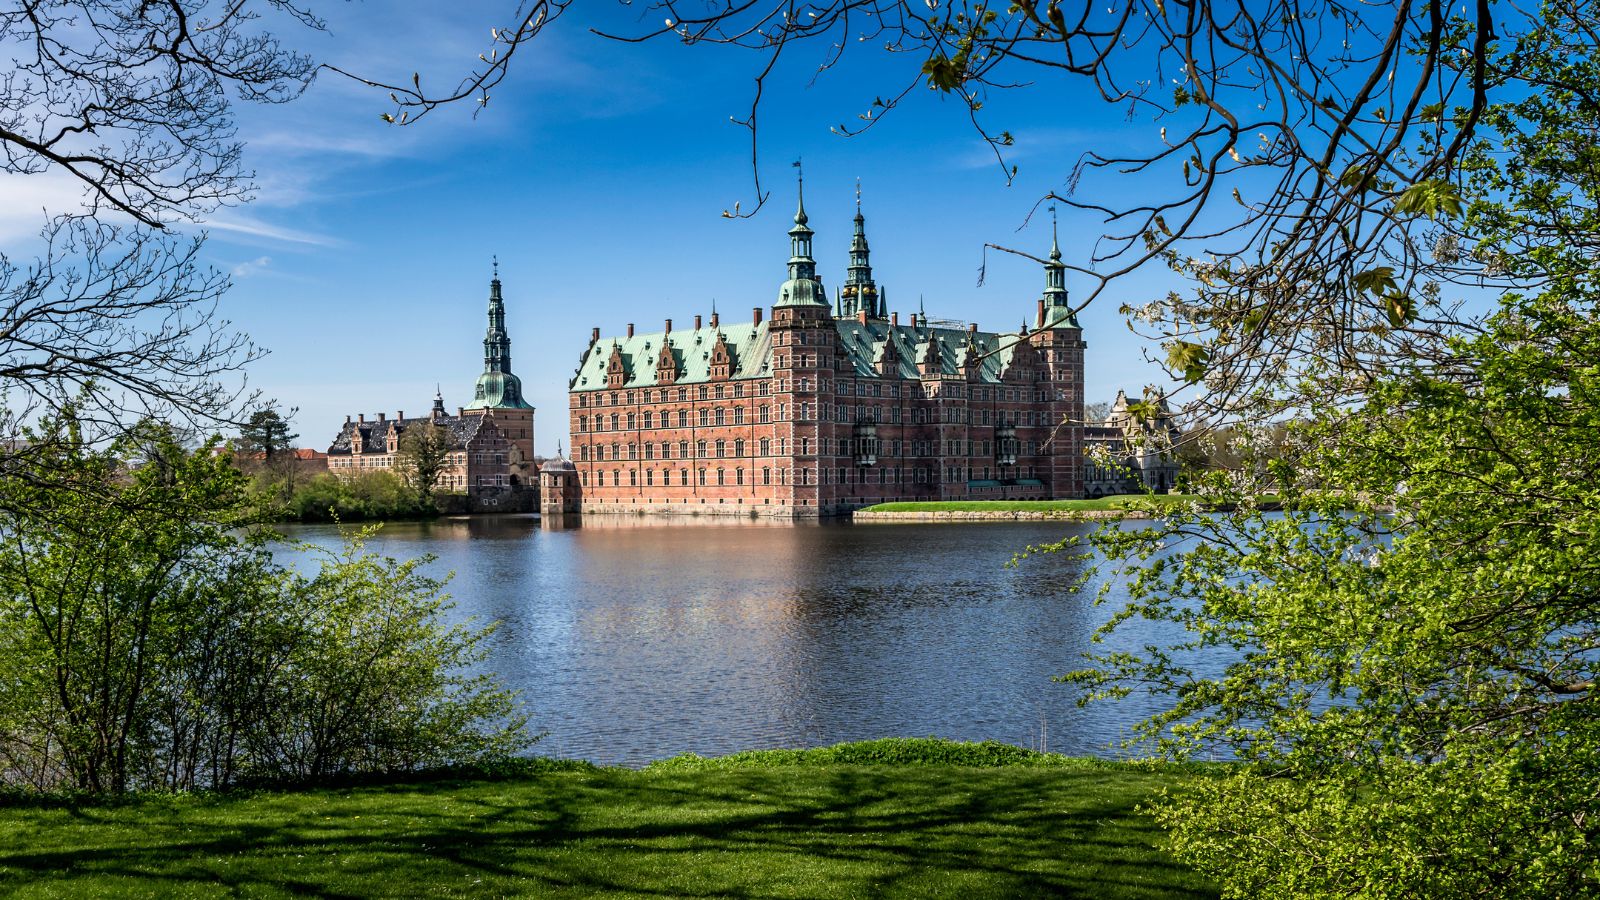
[63,4,1198,451]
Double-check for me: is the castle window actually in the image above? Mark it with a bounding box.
[609,413,619,430]
[643,411,653,429]
[759,383,770,396]
[580,394,589,408]
[626,413,635,430]
[714,408,725,426]
[734,407,744,425]
[698,386,708,400]
[677,410,688,428]
[696,440,707,458]
[645,443,654,460]
[717,468,725,486]
[629,470,637,486]
[734,384,744,398]
[762,467,770,485]
[698,468,706,485]
[579,446,589,461]
[680,469,689,485]
[736,468,744,485]
[715,439,726,457]
[646,469,654,486]
[679,440,689,458]
[699,409,709,427]
[760,438,770,456]
[613,469,621,485]
[578,416,587,432]
[713,385,724,399]
[758,405,769,423]
[626,391,634,405]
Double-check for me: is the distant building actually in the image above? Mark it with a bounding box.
[325,390,515,492]
[323,268,537,495]
[566,181,1088,518]
[1083,388,1182,496]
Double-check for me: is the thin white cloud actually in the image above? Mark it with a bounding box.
[232,255,273,277]
[199,213,339,247]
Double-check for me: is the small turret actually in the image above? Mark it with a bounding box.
[775,162,828,309]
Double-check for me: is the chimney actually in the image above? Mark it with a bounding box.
[891,311,899,326]
[358,413,365,423]
[458,407,465,417]
[398,410,405,420]
[969,322,978,334]
[665,318,672,333]
[590,327,600,344]
[753,307,763,326]
[626,322,635,338]
[345,414,352,424]
[378,411,386,422]
[1036,298,1046,329]
[858,310,869,326]
[694,314,703,330]
[710,311,719,328]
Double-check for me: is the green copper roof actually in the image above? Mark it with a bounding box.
[465,270,535,410]
[570,322,774,390]
[569,316,1070,392]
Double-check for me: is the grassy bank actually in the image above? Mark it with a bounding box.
[0,740,1217,899]
[859,494,1202,514]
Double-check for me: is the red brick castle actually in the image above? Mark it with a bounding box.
[567,181,1087,518]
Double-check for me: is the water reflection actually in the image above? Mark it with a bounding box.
[274,516,1177,766]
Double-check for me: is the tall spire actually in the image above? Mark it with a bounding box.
[1040,206,1078,328]
[841,178,881,318]
[466,264,535,409]
[776,160,827,308]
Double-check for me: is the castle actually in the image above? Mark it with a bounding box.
[325,267,537,500]
[563,182,1093,518]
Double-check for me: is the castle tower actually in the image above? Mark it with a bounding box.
[770,165,834,514]
[839,180,883,319]
[1030,209,1086,498]
[463,260,536,469]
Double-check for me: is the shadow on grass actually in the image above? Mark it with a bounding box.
[0,767,1217,899]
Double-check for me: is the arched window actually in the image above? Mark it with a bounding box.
[696,440,707,458]
[698,386,708,400]
[715,408,725,426]
[759,405,769,423]
[628,443,637,460]
[646,469,654,486]
[679,440,689,458]
[677,388,687,402]
[629,470,637,486]
[717,468,725,486]
[736,468,744,485]
[643,411,653,429]
[680,468,689,485]
[609,413,619,430]
[760,438,770,456]
[698,468,707,485]
[715,439,725,457]
[612,469,621,486]
[762,467,770,485]
[626,413,635,429]
[734,406,744,425]
[645,443,654,459]
[735,439,745,457]
[578,416,587,432]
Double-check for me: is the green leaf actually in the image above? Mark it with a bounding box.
[1393,179,1464,220]
[1166,340,1210,384]
[1352,266,1398,297]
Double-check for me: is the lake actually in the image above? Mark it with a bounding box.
[275,515,1178,767]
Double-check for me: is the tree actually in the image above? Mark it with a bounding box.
[0,419,528,792]
[237,407,299,461]
[396,423,456,506]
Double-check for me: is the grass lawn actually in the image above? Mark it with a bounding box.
[0,740,1218,899]
[859,494,1203,514]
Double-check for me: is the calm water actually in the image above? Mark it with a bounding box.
[275,515,1179,767]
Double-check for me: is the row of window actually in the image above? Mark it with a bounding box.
[584,464,1045,489]
[578,382,774,408]
[579,436,1050,463]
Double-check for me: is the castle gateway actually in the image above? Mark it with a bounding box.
[566,184,1088,518]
